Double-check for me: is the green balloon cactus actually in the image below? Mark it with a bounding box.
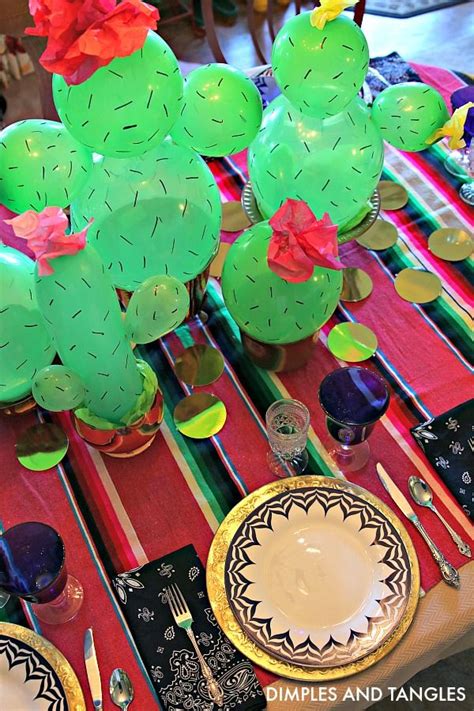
[0,245,55,405]
[71,138,222,291]
[0,120,93,214]
[249,11,449,231]
[171,63,263,157]
[32,365,85,412]
[221,213,343,345]
[372,82,450,152]
[7,209,188,425]
[53,32,184,159]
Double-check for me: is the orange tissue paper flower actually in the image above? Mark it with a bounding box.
[26,0,159,84]
[267,199,341,283]
[5,207,92,276]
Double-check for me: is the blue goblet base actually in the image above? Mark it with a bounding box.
[330,441,370,473]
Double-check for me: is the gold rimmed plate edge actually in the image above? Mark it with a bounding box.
[206,475,420,681]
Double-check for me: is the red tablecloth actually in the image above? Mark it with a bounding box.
[1,62,473,709]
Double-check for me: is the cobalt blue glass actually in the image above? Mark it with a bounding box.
[0,522,83,624]
[319,366,390,472]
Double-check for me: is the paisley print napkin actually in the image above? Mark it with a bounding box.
[411,399,473,519]
[111,545,266,710]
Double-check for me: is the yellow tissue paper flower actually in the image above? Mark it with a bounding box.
[310,0,358,30]
[426,102,474,150]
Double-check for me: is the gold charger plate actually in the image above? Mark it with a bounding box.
[0,622,85,710]
[207,475,420,681]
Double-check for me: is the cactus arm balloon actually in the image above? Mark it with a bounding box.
[7,208,190,422]
[0,245,55,405]
[35,243,143,422]
[372,83,450,152]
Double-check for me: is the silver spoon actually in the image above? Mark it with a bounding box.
[110,669,134,710]
[408,476,471,558]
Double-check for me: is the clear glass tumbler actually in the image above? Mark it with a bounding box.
[0,522,84,624]
[266,398,310,477]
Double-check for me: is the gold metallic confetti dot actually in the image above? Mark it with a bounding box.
[175,344,225,386]
[16,423,69,471]
[210,242,231,278]
[378,180,409,210]
[340,267,373,302]
[394,268,442,304]
[221,201,251,232]
[174,393,227,439]
[356,219,398,250]
[327,323,378,362]
[428,227,473,262]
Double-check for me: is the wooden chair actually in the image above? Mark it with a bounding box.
[201,0,366,65]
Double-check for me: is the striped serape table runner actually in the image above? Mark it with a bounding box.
[1,61,472,708]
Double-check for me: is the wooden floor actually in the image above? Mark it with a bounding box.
[159,2,474,70]
[3,3,474,125]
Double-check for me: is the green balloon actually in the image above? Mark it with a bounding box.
[32,365,85,411]
[372,82,449,152]
[221,221,342,344]
[248,95,384,231]
[125,275,190,344]
[53,32,183,158]
[0,245,55,405]
[170,63,263,156]
[71,138,221,290]
[0,120,92,213]
[35,244,143,423]
[272,13,368,118]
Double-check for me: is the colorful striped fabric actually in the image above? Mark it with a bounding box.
[1,63,473,708]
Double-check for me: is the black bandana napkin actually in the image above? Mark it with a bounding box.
[111,545,266,710]
[411,399,473,519]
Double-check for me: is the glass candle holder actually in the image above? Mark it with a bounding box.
[318,366,389,472]
[266,398,310,477]
[0,522,83,624]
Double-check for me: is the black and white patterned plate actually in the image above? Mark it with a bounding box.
[0,623,85,710]
[225,485,413,668]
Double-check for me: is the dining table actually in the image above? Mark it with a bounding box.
[1,57,473,710]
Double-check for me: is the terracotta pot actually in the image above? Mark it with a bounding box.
[0,395,36,417]
[73,386,164,457]
[241,330,319,372]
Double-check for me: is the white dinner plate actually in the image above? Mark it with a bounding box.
[0,623,85,710]
[225,484,414,668]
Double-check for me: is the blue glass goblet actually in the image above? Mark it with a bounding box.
[318,366,390,472]
[0,522,83,624]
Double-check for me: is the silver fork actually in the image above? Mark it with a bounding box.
[166,584,224,706]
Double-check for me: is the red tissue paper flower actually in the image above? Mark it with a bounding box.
[26,0,159,85]
[267,199,342,283]
[5,207,92,276]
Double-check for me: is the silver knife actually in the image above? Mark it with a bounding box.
[376,463,460,589]
[84,628,103,710]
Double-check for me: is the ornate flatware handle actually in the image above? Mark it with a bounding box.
[413,519,460,588]
[187,628,225,706]
[432,506,471,558]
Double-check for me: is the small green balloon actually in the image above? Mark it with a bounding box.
[272,13,369,118]
[0,245,56,405]
[53,32,183,158]
[248,95,384,231]
[125,275,190,344]
[171,63,263,156]
[372,82,449,152]
[0,120,92,213]
[32,365,85,411]
[221,222,342,344]
[71,138,221,290]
